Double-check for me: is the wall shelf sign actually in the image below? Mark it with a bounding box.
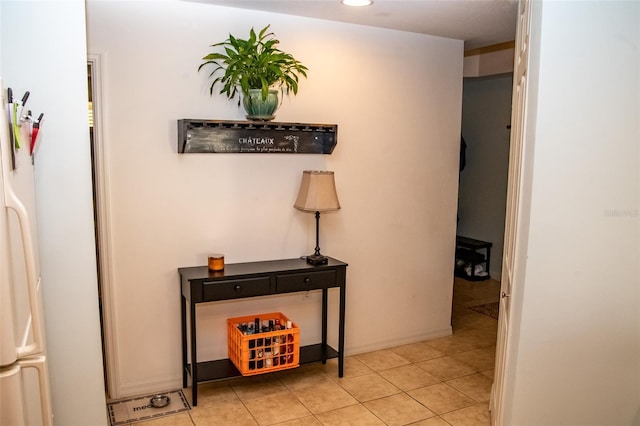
[178,119,337,154]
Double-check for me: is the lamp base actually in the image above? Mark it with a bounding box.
[305,254,328,265]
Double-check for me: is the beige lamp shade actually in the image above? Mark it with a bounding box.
[294,171,341,212]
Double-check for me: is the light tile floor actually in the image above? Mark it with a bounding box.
[134,277,500,426]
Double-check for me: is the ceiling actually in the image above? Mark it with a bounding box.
[191,0,518,50]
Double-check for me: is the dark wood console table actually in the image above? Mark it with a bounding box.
[178,257,347,406]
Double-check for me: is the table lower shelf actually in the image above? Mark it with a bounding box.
[187,343,340,383]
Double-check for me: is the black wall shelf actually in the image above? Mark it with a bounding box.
[178,119,337,154]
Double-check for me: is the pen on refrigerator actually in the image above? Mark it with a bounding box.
[7,88,16,148]
[12,101,20,148]
[19,91,30,120]
[30,113,43,156]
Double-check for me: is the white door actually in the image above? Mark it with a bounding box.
[490,0,531,423]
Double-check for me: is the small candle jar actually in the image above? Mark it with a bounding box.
[208,254,224,271]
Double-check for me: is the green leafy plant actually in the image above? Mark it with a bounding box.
[198,25,308,106]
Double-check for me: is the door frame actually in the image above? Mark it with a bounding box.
[87,53,120,399]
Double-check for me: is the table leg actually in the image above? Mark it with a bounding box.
[190,301,198,406]
[321,288,328,364]
[338,282,345,378]
[181,294,187,388]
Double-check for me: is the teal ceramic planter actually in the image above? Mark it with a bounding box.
[243,89,279,121]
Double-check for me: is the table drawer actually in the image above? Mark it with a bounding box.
[276,270,336,293]
[203,277,271,301]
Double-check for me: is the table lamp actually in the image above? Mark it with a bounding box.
[294,170,341,265]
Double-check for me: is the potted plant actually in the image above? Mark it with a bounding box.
[198,25,308,121]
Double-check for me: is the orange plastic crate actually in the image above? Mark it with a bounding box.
[227,312,300,376]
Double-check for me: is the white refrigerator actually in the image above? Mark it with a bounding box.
[0,82,54,425]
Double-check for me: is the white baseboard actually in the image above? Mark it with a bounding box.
[344,326,452,357]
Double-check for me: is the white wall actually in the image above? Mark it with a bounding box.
[86,0,463,397]
[504,1,640,424]
[1,1,107,425]
[458,74,512,279]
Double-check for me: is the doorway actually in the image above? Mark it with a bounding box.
[452,74,512,337]
[456,73,512,281]
[455,69,515,425]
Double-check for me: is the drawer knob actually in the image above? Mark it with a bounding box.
[304,277,311,284]
[234,285,241,291]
